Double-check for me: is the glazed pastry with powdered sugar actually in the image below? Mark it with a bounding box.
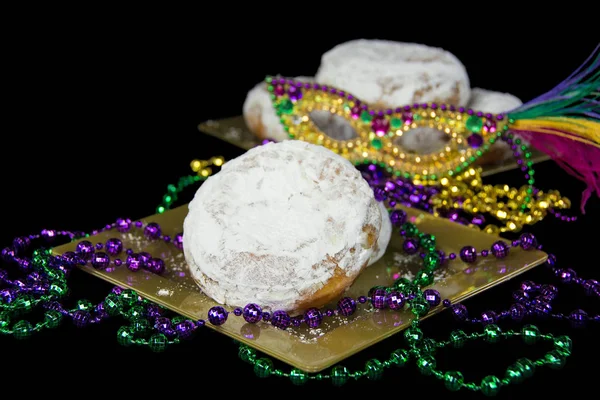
[183,140,391,315]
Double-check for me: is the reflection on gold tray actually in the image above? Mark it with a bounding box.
[52,204,547,373]
[198,116,550,177]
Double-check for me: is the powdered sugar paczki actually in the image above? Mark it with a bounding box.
[315,39,471,108]
[183,141,385,314]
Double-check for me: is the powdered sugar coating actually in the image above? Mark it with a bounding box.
[183,141,383,313]
[369,201,392,265]
[467,88,522,114]
[315,39,471,108]
[243,76,313,142]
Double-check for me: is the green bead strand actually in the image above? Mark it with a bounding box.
[238,322,572,391]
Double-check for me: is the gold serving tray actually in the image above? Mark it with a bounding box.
[52,204,547,373]
[198,116,550,177]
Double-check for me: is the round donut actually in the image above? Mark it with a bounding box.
[315,39,471,109]
[183,140,384,315]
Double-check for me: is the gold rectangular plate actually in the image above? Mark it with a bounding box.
[198,116,550,177]
[52,204,547,373]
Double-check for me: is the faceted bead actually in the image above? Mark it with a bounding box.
[491,241,510,258]
[419,234,436,251]
[404,326,423,345]
[173,233,184,250]
[484,324,502,343]
[505,364,524,384]
[389,209,407,227]
[13,294,35,312]
[519,233,537,250]
[271,310,291,330]
[444,370,464,391]
[242,303,262,324]
[120,289,138,307]
[467,134,483,148]
[390,117,403,129]
[238,345,256,363]
[360,110,373,122]
[76,299,94,311]
[423,289,441,307]
[287,86,302,102]
[126,305,145,321]
[72,310,90,327]
[105,238,123,255]
[148,333,168,352]
[459,246,477,263]
[49,283,68,298]
[423,253,441,271]
[522,324,540,344]
[132,318,150,333]
[103,293,122,316]
[175,320,196,339]
[450,330,467,348]
[466,115,483,133]
[481,310,497,325]
[480,375,501,396]
[75,240,95,258]
[117,326,135,346]
[389,349,410,367]
[144,222,162,239]
[126,253,144,271]
[569,309,588,328]
[393,277,413,293]
[253,358,274,378]
[303,308,323,328]
[13,320,32,340]
[116,218,132,232]
[451,304,468,321]
[365,359,384,380]
[330,366,349,387]
[207,306,228,326]
[410,296,431,317]
[370,288,387,309]
[91,252,110,269]
[553,335,573,356]
[401,222,418,237]
[416,355,436,376]
[277,99,294,115]
[386,291,405,310]
[515,358,535,378]
[289,369,307,385]
[403,238,419,254]
[414,270,434,287]
[419,338,437,355]
[544,350,567,369]
[509,303,526,321]
[147,258,166,274]
[545,350,566,369]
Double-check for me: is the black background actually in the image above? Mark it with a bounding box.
[1,12,599,398]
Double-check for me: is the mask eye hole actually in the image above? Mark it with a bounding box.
[309,111,358,141]
[393,127,451,155]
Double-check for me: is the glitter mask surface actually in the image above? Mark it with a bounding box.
[52,204,547,372]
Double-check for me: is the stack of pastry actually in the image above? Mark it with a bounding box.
[242,39,523,165]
